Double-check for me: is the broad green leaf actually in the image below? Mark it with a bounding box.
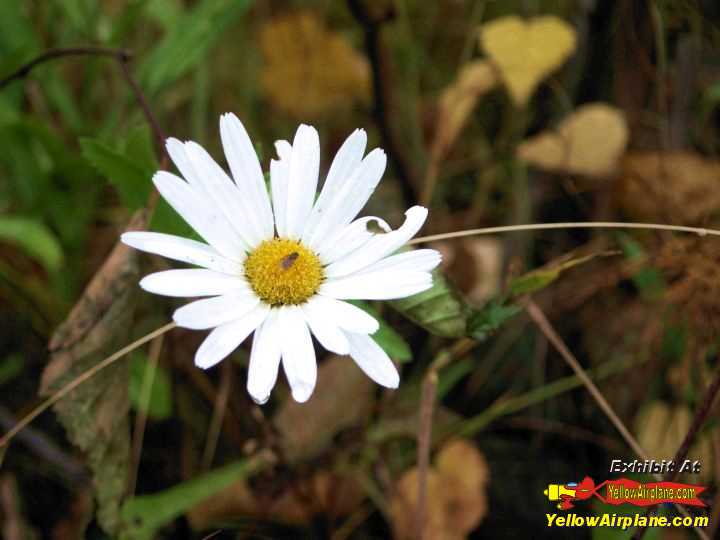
[129,353,173,420]
[0,216,63,271]
[468,300,522,342]
[389,271,468,338]
[508,250,617,297]
[352,301,412,362]
[80,137,151,209]
[138,0,251,95]
[121,455,269,540]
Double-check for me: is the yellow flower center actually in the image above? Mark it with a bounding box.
[244,238,324,306]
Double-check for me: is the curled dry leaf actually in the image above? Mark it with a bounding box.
[479,16,576,106]
[635,401,714,482]
[431,61,498,161]
[391,438,489,539]
[259,11,370,119]
[516,103,629,177]
[39,210,147,535]
[618,152,720,223]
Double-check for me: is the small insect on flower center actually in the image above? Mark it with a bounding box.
[244,238,324,306]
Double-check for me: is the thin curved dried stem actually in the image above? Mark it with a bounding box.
[127,332,166,495]
[0,322,176,449]
[409,221,720,245]
[201,359,233,471]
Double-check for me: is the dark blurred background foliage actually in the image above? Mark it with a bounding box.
[1,0,720,539]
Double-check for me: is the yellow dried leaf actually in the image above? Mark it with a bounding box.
[432,61,498,159]
[516,103,628,176]
[259,11,370,119]
[618,152,720,222]
[480,16,576,106]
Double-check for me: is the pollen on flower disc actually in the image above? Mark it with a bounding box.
[244,238,324,305]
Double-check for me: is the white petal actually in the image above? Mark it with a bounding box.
[172,292,260,330]
[183,140,267,248]
[320,271,433,300]
[166,139,256,250]
[345,332,399,388]
[270,140,291,238]
[301,298,350,355]
[305,149,387,251]
[275,140,292,160]
[310,295,379,334]
[152,171,246,258]
[247,309,282,404]
[285,125,320,239]
[279,306,317,402]
[194,303,270,369]
[301,129,366,243]
[358,249,442,275]
[121,231,243,274]
[317,216,391,265]
[219,113,274,241]
[325,206,428,278]
[139,269,250,297]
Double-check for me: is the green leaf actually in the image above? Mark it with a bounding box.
[508,250,617,297]
[80,137,151,210]
[121,455,269,540]
[138,0,251,95]
[129,353,173,420]
[468,300,522,341]
[389,270,468,338]
[0,216,63,271]
[124,125,159,173]
[352,301,412,362]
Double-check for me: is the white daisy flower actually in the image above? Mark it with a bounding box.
[122,113,441,404]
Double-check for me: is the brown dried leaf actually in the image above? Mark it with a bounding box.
[274,355,374,462]
[516,103,628,177]
[39,210,147,535]
[391,439,489,539]
[259,11,370,119]
[432,61,497,160]
[391,469,450,540]
[479,16,576,106]
[618,152,720,223]
[435,439,490,533]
